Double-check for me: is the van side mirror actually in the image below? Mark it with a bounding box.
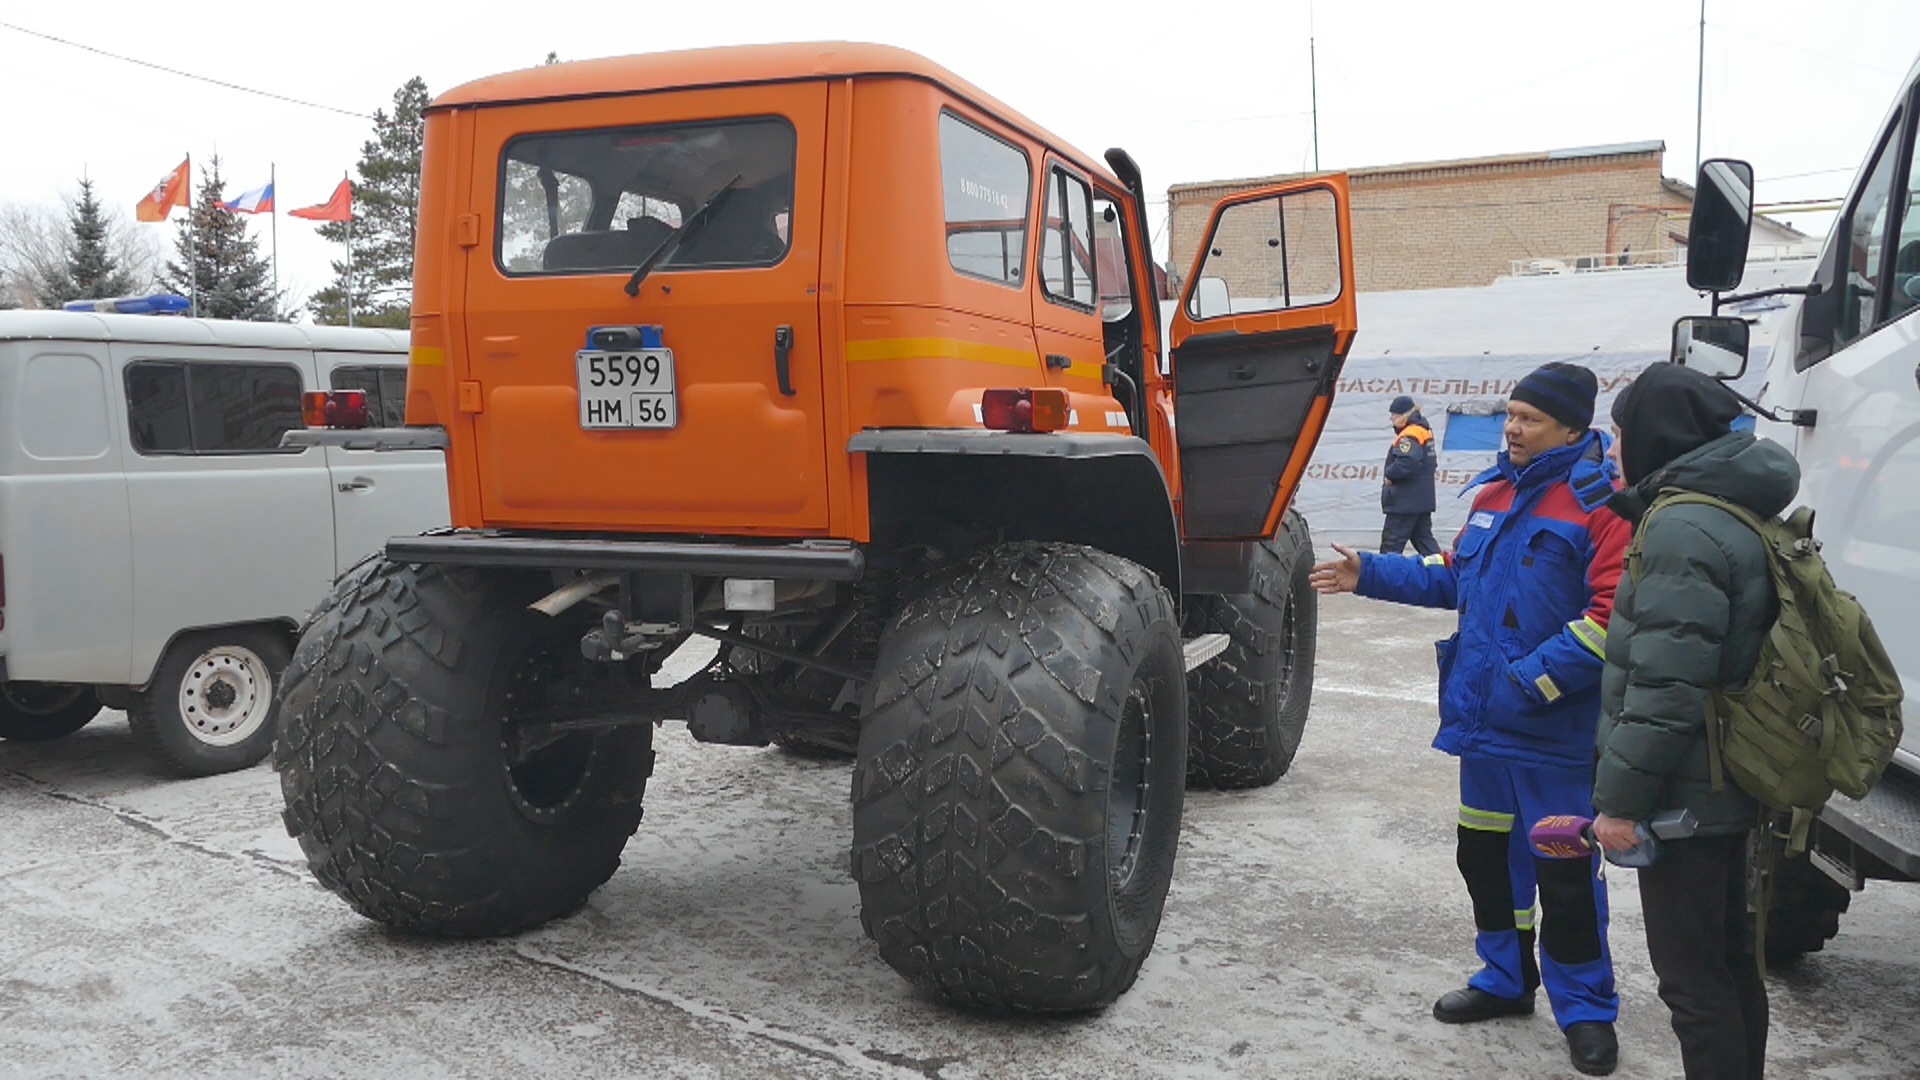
[1671,315,1750,379]
[1686,158,1755,293]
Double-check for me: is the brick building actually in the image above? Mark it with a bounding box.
[1167,141,1805,294]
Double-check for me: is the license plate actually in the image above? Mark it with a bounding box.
[577,349,677,429]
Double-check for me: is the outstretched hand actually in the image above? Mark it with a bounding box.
[1309,544,1363,595]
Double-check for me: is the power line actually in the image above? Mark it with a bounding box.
[0,20,374,119]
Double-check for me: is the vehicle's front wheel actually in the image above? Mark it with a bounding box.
[275,558,654,937]
[1764,849,1852,963]
[852,542,1187,1012]
[1183,509,1318,789]
[131,629,290,776]
[0,682,102,742]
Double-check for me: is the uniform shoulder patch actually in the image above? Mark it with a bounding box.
[1395,436,1415,453]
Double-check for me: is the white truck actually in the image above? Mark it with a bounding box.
[0,311,448,775]
[1673,49,1920,958]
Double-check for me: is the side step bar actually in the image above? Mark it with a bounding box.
[1183,633,1230,672]
[386,532,865,581]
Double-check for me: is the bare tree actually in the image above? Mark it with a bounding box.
[0,190,164,308]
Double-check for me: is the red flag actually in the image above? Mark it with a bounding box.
[135,159,191,222]
[290,179,352,222]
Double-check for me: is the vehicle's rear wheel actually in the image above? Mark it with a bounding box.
[275,558,654,937]
[131,629,290,776]
[0,682,102,742]
[1183,510,1318,789]
[852,542,1187,1012]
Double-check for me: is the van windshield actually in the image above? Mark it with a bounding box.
[498,117,795,276]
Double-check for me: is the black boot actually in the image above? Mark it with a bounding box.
[1565,1021,1619,1076]
[1432,986,1535,1023]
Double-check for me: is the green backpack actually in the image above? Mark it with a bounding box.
[1628,491,1905,854]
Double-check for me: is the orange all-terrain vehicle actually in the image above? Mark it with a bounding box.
[276,43,1357,1013]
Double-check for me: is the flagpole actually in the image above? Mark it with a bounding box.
[187,152,197,319]
[346,173,355,328]
[270,162,279,319]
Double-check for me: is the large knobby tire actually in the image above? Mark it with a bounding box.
[274,558,654,938]
[1183,511,1318,789]
[852,542,1188,1013]
[130,629,291,776]
[1764,850,1852,964]
[0,682,102,742]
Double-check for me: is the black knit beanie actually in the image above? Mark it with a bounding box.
[1511,362,1598,431]
[1609,363,1743,485]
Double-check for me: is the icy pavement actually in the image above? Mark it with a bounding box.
[4,594,1918,1078]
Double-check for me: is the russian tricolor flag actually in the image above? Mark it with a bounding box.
[222,182,274,214]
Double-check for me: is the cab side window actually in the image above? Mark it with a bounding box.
[1040,167,1096,310]
[330,365,409,427]
[1889,122,1920,324]
[126,361,304,455]
[1839,119,1904,346]
[939,111,1030,287]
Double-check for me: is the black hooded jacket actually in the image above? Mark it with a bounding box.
[1593,366,1802,834]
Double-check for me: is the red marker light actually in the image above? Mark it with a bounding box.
[302,390,370,429]
[981,388,1070,433]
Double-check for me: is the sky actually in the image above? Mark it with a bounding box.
[2,0,1917,315]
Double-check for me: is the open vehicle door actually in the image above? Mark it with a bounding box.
[1169,175,1357,540]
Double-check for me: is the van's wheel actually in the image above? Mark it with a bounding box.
[1183,510,1318,789]
[0,682,102,742]
[852,542,1187,1012]
[275,558,653,937]
[130,629,289,776]
[1764,851,1852,963]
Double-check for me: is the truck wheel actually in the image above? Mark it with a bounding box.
[274,558,653,938]
[130,629,290,776]
[0,682,102,742]
[1183,510,1318,789]
[1764,851,1851,963]
[852,542,1187,1012]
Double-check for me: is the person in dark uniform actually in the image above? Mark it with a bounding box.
[1381,394,1440,555]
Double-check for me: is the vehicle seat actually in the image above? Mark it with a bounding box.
[541,217,677,272]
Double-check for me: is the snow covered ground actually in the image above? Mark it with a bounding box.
[4,595,1918,1078]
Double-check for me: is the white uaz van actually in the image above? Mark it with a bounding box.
[1672,49,1920,961]
[0,311,449,775]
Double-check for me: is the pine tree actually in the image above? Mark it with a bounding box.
[160,156,280,321]
[309,77,429,328]
[35,178,136,308]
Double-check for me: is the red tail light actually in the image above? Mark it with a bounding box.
[981,388,1070,433]
[302,390,370,429]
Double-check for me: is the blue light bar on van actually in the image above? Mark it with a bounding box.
[63,294,193,315]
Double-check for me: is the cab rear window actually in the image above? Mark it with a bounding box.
[498,118,796,276]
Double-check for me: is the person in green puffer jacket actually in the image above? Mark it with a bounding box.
[1591,362,1800,1080]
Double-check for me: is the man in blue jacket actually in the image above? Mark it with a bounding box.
[1381,394,1440,556]
[1312,363,1630,1076]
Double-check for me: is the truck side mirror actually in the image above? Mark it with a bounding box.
[1192,276,1231,319]
[1686,158,1755,293]
[1671,315,1750,379]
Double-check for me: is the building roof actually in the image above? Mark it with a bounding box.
[0,311,408,352]
[1168,141,1669,199]
[433,42,1118,187]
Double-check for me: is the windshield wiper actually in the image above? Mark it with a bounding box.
[624,173,743,298]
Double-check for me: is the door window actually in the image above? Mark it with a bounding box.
[1041,167,1096,310]
[1186,187,1343,318]
[499,117,796,275]
[330,365,410,427]
[939,111,1030,287]
[125,361,304,455]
